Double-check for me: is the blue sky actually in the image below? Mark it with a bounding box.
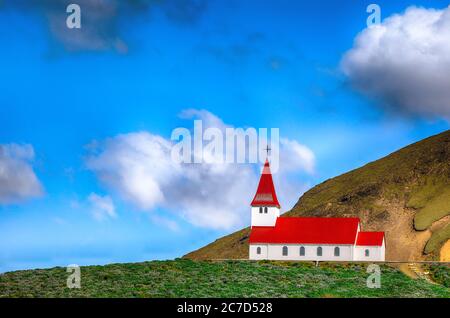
[0,0,449,273]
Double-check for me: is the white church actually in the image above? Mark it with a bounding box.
[248,159,385,262]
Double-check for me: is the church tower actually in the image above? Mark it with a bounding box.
[250,158,280,227]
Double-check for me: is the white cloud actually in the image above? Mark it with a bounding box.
[279,138,315,174]
[86,134,176,210]
[86,110,315,230]
[341,6,450,119]
[0,144,43,204]
[88,193,116,221]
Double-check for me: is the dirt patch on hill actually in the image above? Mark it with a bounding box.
[367,199,430,261]
[440,240,450,262]
[398,264,418,279]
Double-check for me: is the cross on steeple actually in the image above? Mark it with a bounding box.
[265,144,271,156]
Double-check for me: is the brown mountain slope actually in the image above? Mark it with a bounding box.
[184,130,450,261]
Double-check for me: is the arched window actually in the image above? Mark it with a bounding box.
[259,207,263,214]
[317,246,322,256]
[264,207,268,213]
[256,247,261,255]
[334,247,340,257]
[299,246,305,256]
[365,249,370,257]
[282,246,288,256]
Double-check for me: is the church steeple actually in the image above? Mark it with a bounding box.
[251,159,280,208]
[250,158,281,227]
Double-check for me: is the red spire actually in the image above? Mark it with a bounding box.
[251,159,280,208]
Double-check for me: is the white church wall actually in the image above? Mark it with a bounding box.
[250,244,354,261]
[353,239,385,261]
[249,244,268,260]
[251,206,280,227]
[250,242,385,261]
[269,244,354,261]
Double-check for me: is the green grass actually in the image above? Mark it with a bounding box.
[1,260,449,298]
[426,265,450,288]
[407,177,444,208]
[424,224,450,254]
[412,186,450,231]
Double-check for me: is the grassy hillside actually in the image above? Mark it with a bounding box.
[1,260,449,298]
[185,130,450,261]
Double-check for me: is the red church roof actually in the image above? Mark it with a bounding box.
[251,159,280,208]
[249,217,361,245]
[356,232,384,246]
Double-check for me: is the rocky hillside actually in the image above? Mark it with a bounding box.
[185,130,450,261]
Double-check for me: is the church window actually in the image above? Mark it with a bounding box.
[334,247,340,257]
[256,247,261,255]
[365,249,370,257]
[299,246,305,256]
[259,207,263,213]
[282,246,288,256]
[317,246,322,256]
[264,207,268,213]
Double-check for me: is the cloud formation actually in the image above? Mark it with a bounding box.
[5,0,207,52]
[0,144,43,204]
[88,193,116,221]
[341,6,450,120]
[86,110,315,230]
